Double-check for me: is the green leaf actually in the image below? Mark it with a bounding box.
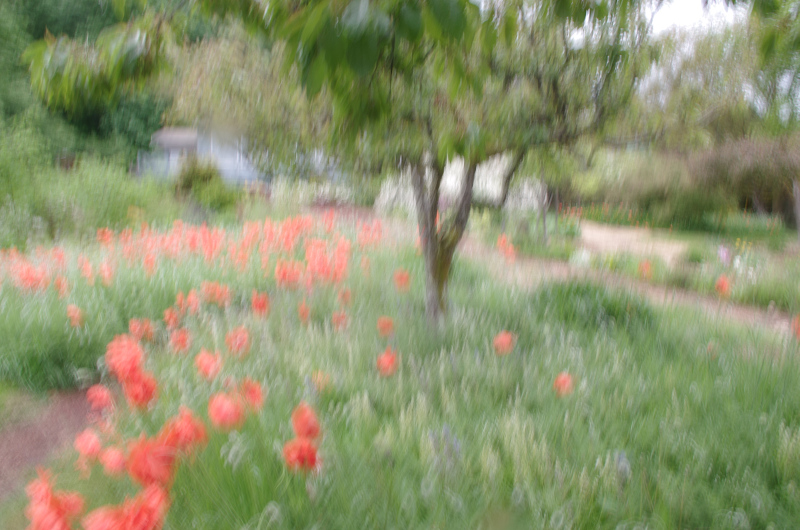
[502,12,516,47]
[342,0,370,35]
[301,3,330,47]
[554,0,572,20]
[346,31,378,76]
[304,54,327,98]
[481,20,497,54]
[319,21,346,67]
[593,1,608,20]
[396,4,423,42]
[428,0,466,40]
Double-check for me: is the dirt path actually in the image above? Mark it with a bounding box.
[579,221,688,265]
[0,391,89,500]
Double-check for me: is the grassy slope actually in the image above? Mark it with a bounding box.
[1,233,799,528]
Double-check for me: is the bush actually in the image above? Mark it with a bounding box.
[175,156,239,212]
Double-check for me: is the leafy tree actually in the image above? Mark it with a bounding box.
[24,0,652,322]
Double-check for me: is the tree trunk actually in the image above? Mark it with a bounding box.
[497,149,527,209]
[793,179,800,242]
[411,160,478,323]
[541,181,549,245]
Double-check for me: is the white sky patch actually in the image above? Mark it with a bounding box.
[649,0,749,35]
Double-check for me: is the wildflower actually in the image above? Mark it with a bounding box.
[291,402,321,439]
[169,328,192,354]
[240,378,264,411]
[96,228,114,247]
[377,316,394,337]
[99,261,115,287]
[377,347,398,377]
[158,407,208,455]
[493,331,515,356]
[338,288,352,306]
[225,326,250,357]
[331,310,347,330]
[122,371,158,410]
[79,256,94,286]
[105,335,144,381]
[252,290,270,316]
[67,304,84,328]
[497,234,516,262]
[394,269,410,292]
[99,447,125,476]
[312,371,331,393]
[715,274,731,298]
[86,384,113,412]
[638,260,652,280]
[208,393,245,431]
[195,350,222,380]
[283,437,318,472]
[74,429,102,460]
[298,300,310,325]
[275,260,303,289]
[129,318,155,342]
[201,281,231,307]
[25,468,85,530]
[54,275,69,298]
[163,307,181,331]
[126,434,176,488]
[553,372,574,397]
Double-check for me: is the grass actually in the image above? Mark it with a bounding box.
[2,212,800,528]
[470,208,580,261]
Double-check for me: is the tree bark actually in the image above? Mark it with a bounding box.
[793,179,800,242]
[411,160,478,323]
[497,149,527,209]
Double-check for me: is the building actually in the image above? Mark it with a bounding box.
[137,127,262,184]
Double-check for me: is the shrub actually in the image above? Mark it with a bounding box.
[175,156,238,212]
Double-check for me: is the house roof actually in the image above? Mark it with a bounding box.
[151,127,198,150]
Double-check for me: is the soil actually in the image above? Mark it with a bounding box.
[578,221,689,265]
[0,391,89,500]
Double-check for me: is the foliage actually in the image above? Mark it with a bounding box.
[175,156,238,212]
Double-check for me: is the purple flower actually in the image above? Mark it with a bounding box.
[718,245,731,266]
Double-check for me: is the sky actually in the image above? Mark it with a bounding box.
[649,0,749,35]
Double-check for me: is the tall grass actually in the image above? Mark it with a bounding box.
[1,216,800,528]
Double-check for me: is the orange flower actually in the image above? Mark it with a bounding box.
[96,227,114,247]
[252,290,270,316]
[25,468,85,530]
[331,310,348,330]
[377,316,394,337]
[291,402,320,439]
[497,234,516,262]
[377,346,398,377]
[67,304,83,328]
[394,269,410,292]
[553,372,574,397]
[129,318,155,342]
[493,331,516,356]
[638,260,652,280]
[195,350,222,380]
[338,288,352,306]
[201,281,231,307]
[715,274,731,298]
[793,315,800,340]
[169,328,191,354]
[86,384,113,412]
[105,335,144,381]
[208,393,245,431]
[240,378,264,411]
[158,407,208,455]
[99,447,125,476]
[74,429,102,460]
[121,370,158,410]
[82,484,170,530]
[298,300,310,325]
[283,437,318,472]
[312,371,331,393]
[163,307,181,331]
[275,259,303,289]
[99,261,115,287]
[54,275,69,298]
[225,326,250,357]
[126,435,176,488]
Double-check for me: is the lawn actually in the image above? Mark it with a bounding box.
[2,211,800,529]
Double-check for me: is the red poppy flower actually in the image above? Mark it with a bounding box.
[493,331,516,356]
[291,402,320,439]
[331,310,347,330]
[283,437,318,472]
[158,407,207,455]
[638,260,652,280]
[169,328,192,354]
[99,447,125,477]
[86,384,113,412]
[792,315,800,340]
[252,290,270,316]
[208,393,245,431]
[312,371,331,393]
[67,304,84,328]
[126,434,176,488]
[377,347,398,377]
[225,326,250,357]
[195,350,222,380]
[121,370,158,410]
[25,468,85,530]
[74,429,102,460]
[105,335,144,381]
[377,316,395,337]
[298,300,310,325]
[553,372,574,397]
[715,274,731,298]
[163,307,181,331]
[240,378,264,411]
[393,269,410,292]
[338,288,352,306]
[129,318,154,342]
